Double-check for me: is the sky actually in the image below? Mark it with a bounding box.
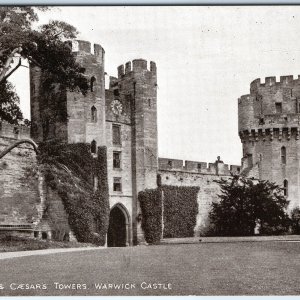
[9,6,300,165]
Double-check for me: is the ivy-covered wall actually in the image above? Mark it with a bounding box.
[138,185,200,243]
[162,185,199,238]
[139,188,162,244]
[38,142,109,245]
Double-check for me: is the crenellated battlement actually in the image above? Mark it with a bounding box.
[158,157,240,176]
[238,94,253,104]
[0,121,30,140]
[250,75,300,91]
[117,59,156,78]
[68,40,105,59]
[239,126,300,143]
[238,73,300,133]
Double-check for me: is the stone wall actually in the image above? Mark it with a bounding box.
[158,158,238,236]
[239,75,300,210]
[0,135,39,225]
[159,169,231,236]
[0,122,73,240]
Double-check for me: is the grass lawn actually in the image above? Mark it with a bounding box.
[0,241,299,296]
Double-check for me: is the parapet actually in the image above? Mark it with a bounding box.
[109,76,118,89]
[69,40,104,59]
[0,121,30,140]
[250,75,300,92]
[117,59,157,78]
[238,94,252,104]
[158,157,240,176]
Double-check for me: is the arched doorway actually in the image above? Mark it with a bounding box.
[107,204,130,247]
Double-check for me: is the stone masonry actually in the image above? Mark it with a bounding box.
[4,38,298,244]
[239,75,300,210]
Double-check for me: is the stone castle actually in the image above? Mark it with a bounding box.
[0,39,297,245]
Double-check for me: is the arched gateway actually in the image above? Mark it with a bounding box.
[107,204,130,247]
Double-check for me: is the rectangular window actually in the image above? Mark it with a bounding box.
[113,177,122,192]
[275,102,282,114]
[197,163,201,170]
[113,151,121,169]
[112,124,121,145]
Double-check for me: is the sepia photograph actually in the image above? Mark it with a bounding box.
[0,4,300,296]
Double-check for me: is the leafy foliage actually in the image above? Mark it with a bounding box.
[0,81,23,124]
[0,7,88,124]
[209,176,290,236]
[290,207,300,234]
[162,185,199,238]
[37,142,109,245]
[139,188,162,244]
[139,185,200,243]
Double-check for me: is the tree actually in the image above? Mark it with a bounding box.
[209,176,290,236]
[290,207,300,234]
[0,6,88,124]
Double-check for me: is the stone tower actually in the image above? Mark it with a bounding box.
[238,75,300,210]
[30,40,106,147]
[107,59,158,244]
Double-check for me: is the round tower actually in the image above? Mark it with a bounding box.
[30,40,106,147]
[238,75,300,210]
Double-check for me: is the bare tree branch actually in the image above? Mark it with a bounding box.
[2,57,22,82]
[0,46,22,83]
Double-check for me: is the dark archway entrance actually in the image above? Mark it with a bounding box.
[107,205,130,247]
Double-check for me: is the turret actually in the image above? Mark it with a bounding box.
[238,74,300,210]
[30,40,106,148]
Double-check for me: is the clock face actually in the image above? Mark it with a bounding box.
[111,100,123,116]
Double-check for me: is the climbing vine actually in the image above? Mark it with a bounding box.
[139,185,200,243]
[162,185,199,238]
[37,142,109,245]
[139,188,162,244]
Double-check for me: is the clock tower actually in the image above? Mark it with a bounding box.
[105,59,158,245]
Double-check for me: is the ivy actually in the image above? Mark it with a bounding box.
[162,185,199,238]
[139,188,162,244]
[37,142,109,245]
[139,185,199,243]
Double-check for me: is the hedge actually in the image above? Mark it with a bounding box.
[139,185,200,243]
[139,188,162,244]
[37,142,109,245]
[162,185,199,238]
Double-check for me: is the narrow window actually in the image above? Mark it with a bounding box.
[42,232,48,240]
[91,106,97,122]
[157,174,162,186]
[283,179,288,197]
[93,175,98,192]
[197,163,201,170]
[275,102,282,114]
[168,160,173,168]
[113,177,122,192]
[113,151,121,169]
[281,146,286,164]
[112,124,121,145]
[91,140,97,154]
[90,76,96,92]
